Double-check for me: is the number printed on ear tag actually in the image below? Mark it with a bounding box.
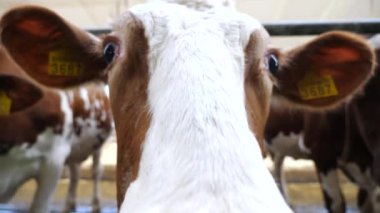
[0,91,12,115]
[298,71,338,100]
[48,49,84,76]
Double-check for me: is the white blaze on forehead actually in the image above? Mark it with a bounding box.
[120,3,268,143]
[125,2,266,48]
[121,2,268,125]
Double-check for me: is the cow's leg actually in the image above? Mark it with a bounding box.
[372,186,380,213]
[92,148,102,213]
[316,166,345,213]
[304,109,347,213]
[62,163,80,213]
[271,152,289,201]
[340,162,376,213]
[349,101,380,212]
[371,152,380,213]
[266,133,306,202]
[31,153,67,213]
[0,161,36,203]
[340,161,377,213]
[341,109,377,213]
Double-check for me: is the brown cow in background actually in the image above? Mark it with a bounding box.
[265,35,380,213]
[0,46,113,213]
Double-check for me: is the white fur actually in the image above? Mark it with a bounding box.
[119,3,291,212]
[104,85,110,97]
[79,87,91,110]
[340,162,379,212]
[298,136,311,155]
[67,111,102,163]
[266,132,308,159]
[319,170,344,213]
[369,35,380,49]
[373,186,380,213]
[149,0,235,11]
[0,86,112,213]
[0,91,72,213]
[265,132,308,202]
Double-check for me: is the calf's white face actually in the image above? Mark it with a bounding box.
[0,1,375,211]
[109,4,279,211]
[103,4,277,209]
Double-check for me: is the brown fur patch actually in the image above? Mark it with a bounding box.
[0,46,63,153]
[71,84,112,137]
[105,13,151,207]
[0,88,62,153]
[0,75,42,112]
[244,30,272,154]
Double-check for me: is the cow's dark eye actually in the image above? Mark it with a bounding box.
[103,43,117,64]
[268,54,279,74]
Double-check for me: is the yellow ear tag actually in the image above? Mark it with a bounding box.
[297,71,338,100]
[0,91,12,115]
[48,49,84,76]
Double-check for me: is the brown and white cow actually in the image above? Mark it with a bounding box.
[265,102,376,213]
[0,1,376,212]
[0,46,113,213]
[265,37,380,213]
[350,35,380,211]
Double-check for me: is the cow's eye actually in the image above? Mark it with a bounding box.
[103,42,117,64]
[268,54,279,74]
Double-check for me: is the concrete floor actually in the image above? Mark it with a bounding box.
[1,179,360,213]
[4,179,117,213]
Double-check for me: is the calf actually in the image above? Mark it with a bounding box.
[265,40,380,213]
[0,1,376,212]
[0,46,113,213]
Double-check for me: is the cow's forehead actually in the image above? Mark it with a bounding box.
[114,2,267,49]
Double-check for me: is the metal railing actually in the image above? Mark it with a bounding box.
[263,19,380,36]
[88,19,380,36]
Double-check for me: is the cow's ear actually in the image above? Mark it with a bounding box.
[272,31,376,109]
[0,6,108,88]
[0,75,43,115]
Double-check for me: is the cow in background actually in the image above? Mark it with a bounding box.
[346,35,380,212]
[0,46,113,213]
[0,1,376,212]
[265,35,380,213]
